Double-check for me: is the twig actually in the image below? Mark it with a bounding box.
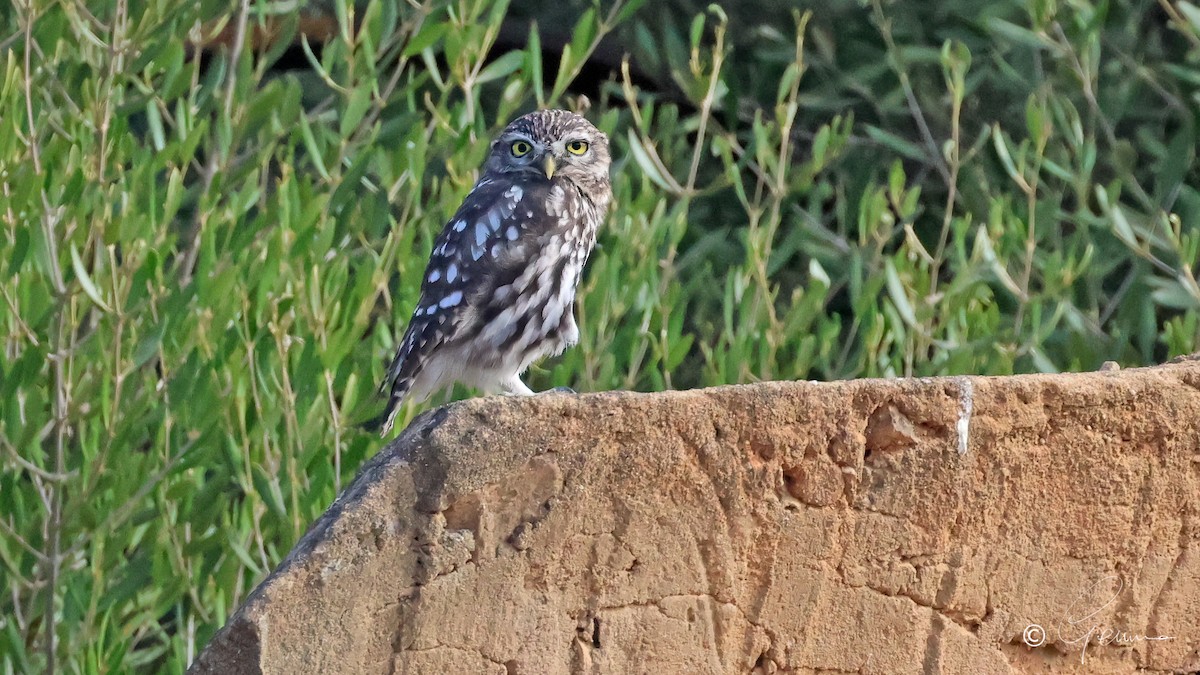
[870,0,952,187]
[1158,0,1200,50]
[929,45,965,299]
[0,516,49,565]
[684,10,725,193]
[1,282,41,347]
[1,437,75,482]
[19,2,69,670]
[1050,22,1155,210]
[180,0,250,286]
[22,4,41,176]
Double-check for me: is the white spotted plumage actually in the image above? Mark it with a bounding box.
[378,110,612,434]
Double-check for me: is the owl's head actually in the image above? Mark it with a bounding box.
[485,109,611,189]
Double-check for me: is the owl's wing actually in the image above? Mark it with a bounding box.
[379,178,546,432]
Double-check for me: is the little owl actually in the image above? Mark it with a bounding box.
[378,110,612,434]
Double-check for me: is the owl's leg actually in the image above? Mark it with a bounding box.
[498,375,534,396]
[562,313,580,348]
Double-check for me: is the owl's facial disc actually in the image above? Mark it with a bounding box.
[492,133,545,176]
[537,137,595,182]
[486,110,611,187]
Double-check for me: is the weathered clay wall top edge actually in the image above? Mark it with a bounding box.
[192,358,1200,675]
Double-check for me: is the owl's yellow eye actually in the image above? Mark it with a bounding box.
[511,140,532,157]
[566,140,589,155]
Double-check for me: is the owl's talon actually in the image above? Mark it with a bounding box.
[549,386,576,394]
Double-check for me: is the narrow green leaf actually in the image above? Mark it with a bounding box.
[569,9,598,62]
[528,21,544,105]
[884,259,918,328]
[1109,203,1137,246]
[1178,1,1200,34]
[864,125,927,162]
[403,22,448,57]
[625,130,674,191]
[986,18,1054,50]
[340,86,372,137]
[476,50,525,85]
[145,101,165,151]
[550,43,573,99]
[299,114,330,180]
[615,0,648,25]
[689,13,705,48]
[70,244,112,312]
[991,125,1023,186]
[132,320,167,369]
[7,225,29,274]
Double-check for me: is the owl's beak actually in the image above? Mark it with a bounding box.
[541,154,556,180]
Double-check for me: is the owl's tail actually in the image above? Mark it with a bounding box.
[378,387,407,437]
[377,347,421,436]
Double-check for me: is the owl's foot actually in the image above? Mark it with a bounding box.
[498,376,535,396]
[548,386,576,394]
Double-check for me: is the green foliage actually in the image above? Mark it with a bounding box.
[1,0,1197,671]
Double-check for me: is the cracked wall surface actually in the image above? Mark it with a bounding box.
[189,358,1200,674]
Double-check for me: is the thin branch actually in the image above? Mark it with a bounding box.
[684,12,725,193]
[180,0,250,286]
[19,2,68,670]
[929,48,965,299]
[1157,0,1200,50]
[1051,22,1155,210]
[1,437,76,482]
[870,0,952,186]
[23,3,41,175]
[0,516,48,565]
